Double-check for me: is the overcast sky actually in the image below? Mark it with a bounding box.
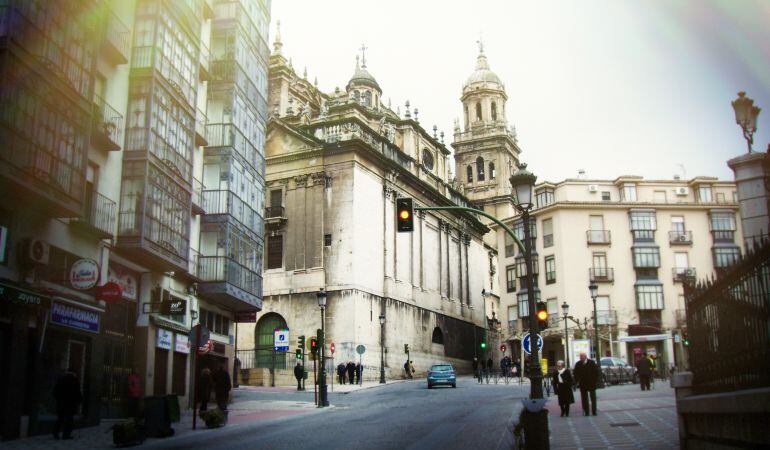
[270,0,769,183]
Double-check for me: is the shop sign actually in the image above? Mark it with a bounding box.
[69,259,99,290]
[234,311,257,323]
[0,281,49,307]
[174,333,190,354]
[96,282,123,302]
[156,328,173,350]
[160,296,187,315]
[107,263,138,301]
[51,300,100,333]
[198,339,212,355]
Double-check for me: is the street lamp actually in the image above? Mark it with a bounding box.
[561,301,570,368]
[510,163,548,448]
[588,281,604,389]
[317,288,329,407]
[379,314,386,384]
[731,91,761,153]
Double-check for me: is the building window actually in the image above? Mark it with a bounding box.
[506,265,516,292]
[491,101,497,121]
[431,327,444,344]
[475,102,482,121]
[266,234,283,269]
[633,247,661,268]
[422,149,434,171]
[515,253,539,278]
[324,234,332,246]
[713,247,741,268]
[545,256,556,284]
[698,185,713,203]
[535,188,555,209]
[504,233,515,258]
[507,305,518,330]
[467,165,473,183]
[710,211,736,242]
[601,191,611,201]
[622,184,637,202]
[716,192,726,203]
[200,308,231,336]
[629,210,657,242]
[476,156,485,181]
[636,284,664,310]
[513,219,537,252]
[542,218,553,248]
[489,162,496,180]
[671,216,685,233]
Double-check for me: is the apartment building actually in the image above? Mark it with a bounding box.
[496,176,741,371]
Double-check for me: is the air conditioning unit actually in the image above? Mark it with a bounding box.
[676,234,688,243]
[588,184,599,193]
[676,187,689,196]
[24,239,50,265]
[684,268,696,277]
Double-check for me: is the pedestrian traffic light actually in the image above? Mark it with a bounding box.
[298,335,305,350]
[296,348,302,360]
[480,341,486,349]
[396,198,414,232]
[404,344,410,354]
[536,301,548,330]
[309,337,319,355]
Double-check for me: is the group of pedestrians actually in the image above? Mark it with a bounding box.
[472,357,494,382]
[337,360,363,385]
[551,352,599,417]
[197,364,232,412]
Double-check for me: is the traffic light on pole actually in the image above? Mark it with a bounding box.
[309,337,319,355]
[404,344,409,354]
[536,301,548,330]
[296,348,302,360]
[396,198,414,232]
[480,341,486,350]
[298,335,305,350]
[683,333,689,347]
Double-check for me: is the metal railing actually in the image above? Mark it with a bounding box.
[199,255,261,297]
[78,191,116,236]
[117,212,189,260]
[586,230,611,244]
[192,177,205,211]
[673,267,697,282]
[265,206,285,219]
[684,240,770,394]
[199,40,210,76]
[92,94,123,150]
[195,108,208,142]
[236,348,291,370]
[202,189,262,236]
[188,247,201,278]
[669,230,693,245]
[103,7,130,60]
[589,267,614,282]
[126,127,192,181]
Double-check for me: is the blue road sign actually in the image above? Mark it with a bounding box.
[274,328,290,352]
[522,333,543,355]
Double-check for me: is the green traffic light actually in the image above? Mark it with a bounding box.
[480,342,486,349]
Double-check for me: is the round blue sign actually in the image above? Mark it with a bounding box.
[522,333,543,354]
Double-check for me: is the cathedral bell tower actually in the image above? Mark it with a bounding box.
[452,42,521,218]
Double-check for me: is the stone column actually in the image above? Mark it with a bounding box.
[727,151,770,249]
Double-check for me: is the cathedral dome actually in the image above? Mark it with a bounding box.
[463,47,504,91]
[347,57,381,94]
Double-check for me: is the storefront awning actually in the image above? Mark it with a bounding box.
[618,333,670,343]
[0,281,50,307]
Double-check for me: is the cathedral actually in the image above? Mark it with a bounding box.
[236,26,521,380]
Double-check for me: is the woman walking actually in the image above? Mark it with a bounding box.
[551,360,575,417]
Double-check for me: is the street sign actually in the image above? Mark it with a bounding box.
[274,328,290,352]
[500,344,507,353]
[234,311,257,323]
[522,333,543,355]
[356,345,366,355]
[330,342,335,354]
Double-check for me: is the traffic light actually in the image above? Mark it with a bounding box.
[296,348,302,360]
[309,337,319,355]
[480,341,486,350]
[404,344,410,354]
[298,335,305,350]
[683,333,690,347]
[396,198,414,232]
[536,301,548,330]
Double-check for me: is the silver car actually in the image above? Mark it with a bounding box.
[600,357,637,385]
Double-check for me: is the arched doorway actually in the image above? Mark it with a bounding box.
[431,327,444,345]
[255,313,287,368]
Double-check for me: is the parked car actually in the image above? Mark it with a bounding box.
[600,357,637,385]
[427,363,456,389]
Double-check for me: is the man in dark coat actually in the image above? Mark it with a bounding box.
[636,353,653,391]
[346,361,356,385]
[573,352,599,416]
[551,360,575,417]
[53,368,82,440]
[355,362,362,385]
[198,367,213,411]
[337,362,346,384]
[213,365,232,411]
[294,362,304,391]
[472,358,480,382]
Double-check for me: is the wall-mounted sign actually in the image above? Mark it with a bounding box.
[234,311,257,323]
[156,328,173,350]
[198,339,212,355]
[51,300,100,333]
[274,329,289,352]
[96,282,123,302]
[161,296,187,315]
[107,263,138,301]
[70,259,99,290]
[0,281,49,307]
[175,333,190,354]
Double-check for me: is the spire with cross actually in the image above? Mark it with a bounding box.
[359,43,368,68]
[476,37,484,55]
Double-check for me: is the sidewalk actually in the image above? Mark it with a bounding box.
[239,377,411,395]
[546,383,678,449]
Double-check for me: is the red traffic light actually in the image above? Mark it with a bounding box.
[330,342,335,354]
[500,344,506,352]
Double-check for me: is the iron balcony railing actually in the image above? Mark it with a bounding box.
[103,6,130,63]
[77,190,116,236]
[202,189,263,236]
[92,94,123,151]
[131,46,195,106]
[199,255,261,297]
[673,267,697,282]
[587,230,611,244]
[188,247,201,278]
[195,108,208,146]
[669,230,693,245]
[199,40,210,80]
[589,267,614,282]
[596,310,618,326]
[192,177,205,213]
[265,206,285,219]
[126,127,192,182]
[118,212,189,261]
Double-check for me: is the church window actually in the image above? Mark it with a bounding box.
[422,149,435,171]
[491,102,497,121]
[464,106,469,125]
[267,234,283,269]
[466,165,473,183]
[476,156,485,181]
[363,91,372,107]
[353,90,360,102]
[475,102,482,121]
[489,162,496,180]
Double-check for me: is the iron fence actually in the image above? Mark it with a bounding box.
[684,240,770,394]
[236,348,291,370]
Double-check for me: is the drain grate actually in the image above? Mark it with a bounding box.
[610,422,640,427]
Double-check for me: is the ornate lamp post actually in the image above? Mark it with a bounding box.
[731,91,761,153]
[510,163,549,448]
[317,288,329,407]
[562,301,570,368]
[379,314,386,384]
[588,281,604,389]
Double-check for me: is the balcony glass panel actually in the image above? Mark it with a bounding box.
[636,284,664,310]
[633,247,661,268]
[199,256,262,297]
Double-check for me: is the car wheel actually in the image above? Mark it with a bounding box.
[452,383,456,388]
[428,384,433,389]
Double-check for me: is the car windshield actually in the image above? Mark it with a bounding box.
[600,358,612,366]
[430,365,452,372]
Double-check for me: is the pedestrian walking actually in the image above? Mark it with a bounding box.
[53,367,82,440]
[355,362,363,385]
[346,360,356,384]
[337,362,346,385]
[573,352,599,416]
[213,364,232,411]
[486,357,493,380]
[636,352,653,391]
[404,360,411,379]
[409,361,415,378]
[472,357,480,382]
[294,362,304,391]
[551,360,575,417]
[125,369,142,419]
[198,367,214,412]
